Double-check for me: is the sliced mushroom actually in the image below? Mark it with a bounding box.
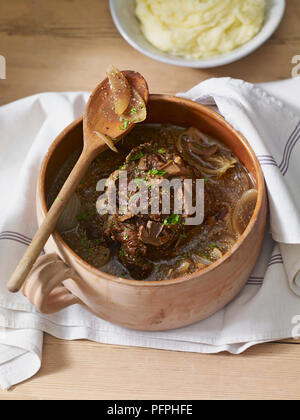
[232,189,258,236]
[177,134,214,171]
[189,143,218,157]
[147,221,164,237]
[107,64,131,116]
[187,143,216,169]
[160,161,182,176]
[185,127,230,151]
[176,128,237,178]
[185,127,211,143]
[139,221,169,246]
[175,134,184,154]
[160,157,193,177]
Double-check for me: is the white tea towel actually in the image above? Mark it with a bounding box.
[280,243,300,296]
[0,78,300,390]
[179,77,300,294]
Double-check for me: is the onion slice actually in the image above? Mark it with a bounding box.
[93,130,118,153]
[121,87,147,124]
[193,254,213,266]
[107,64,131,116]
[232,189,258,236]
[57,193,81,233]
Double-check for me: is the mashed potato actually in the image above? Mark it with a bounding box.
[136,0,266,59]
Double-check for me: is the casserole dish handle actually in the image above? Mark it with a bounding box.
[21,253,81,314]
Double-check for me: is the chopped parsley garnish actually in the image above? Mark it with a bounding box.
[148,169,166,176]
[207,242,219,249]
[130,108,137,115]
[120,249,125,257]
[119,119,130,131]
[163,214,182,226]
[158,148,166,154]
[130,151,144,161]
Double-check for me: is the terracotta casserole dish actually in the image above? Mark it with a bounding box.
[22,95,267,331]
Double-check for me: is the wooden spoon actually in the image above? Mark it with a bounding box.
[7,70,149,293]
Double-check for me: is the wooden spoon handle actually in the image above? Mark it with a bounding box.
[7,144,100,293]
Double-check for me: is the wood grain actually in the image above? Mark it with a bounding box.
[0,336,300,401]
[0,0,299,400]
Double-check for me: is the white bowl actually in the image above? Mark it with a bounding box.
[109,0,286,68]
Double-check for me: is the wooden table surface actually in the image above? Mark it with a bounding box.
[0,0,300,400]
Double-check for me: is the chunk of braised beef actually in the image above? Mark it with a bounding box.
[102,140,210,279]
[104,217,153,279]
[146,224,183,261]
